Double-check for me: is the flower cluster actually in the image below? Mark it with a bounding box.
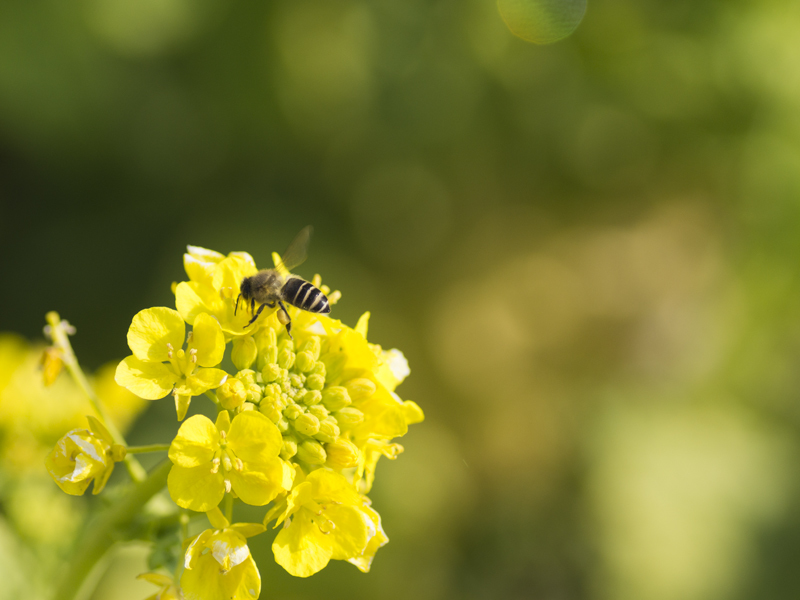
[43,241,422,600]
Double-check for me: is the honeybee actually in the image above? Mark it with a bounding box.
[235,226,330,338]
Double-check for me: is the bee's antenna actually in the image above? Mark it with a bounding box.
[235,294,241,316]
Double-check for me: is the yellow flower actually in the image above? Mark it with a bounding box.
[46,416,125,495]
[266,469,382,577]
[167,410,292,512]
[115,307,227,420]
[175,246,262,338]
[137,573,182,600]
[181,512,264,600]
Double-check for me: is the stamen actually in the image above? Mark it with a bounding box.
[234,458,243,471]
[210,458,220,474]
[187,331,194,344]
[222,456,232,472]
[224,479,232,493]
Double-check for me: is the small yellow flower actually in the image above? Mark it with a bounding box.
[137,572,182,600]
[181,509,264,600]
[167,410,292,512]
[46,416,125,496]
[115,307,227,420]
[175,247,261,338]
[266,469,382,577]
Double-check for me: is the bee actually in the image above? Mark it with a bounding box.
[235,226,330,338]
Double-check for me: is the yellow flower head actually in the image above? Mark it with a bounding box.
[175,247,261,338]
[46,416,125,496]
[266,469,385,577]
[115,307,227,420]
[181,521,262,600]
[167,410,293,512]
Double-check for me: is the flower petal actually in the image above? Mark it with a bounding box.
[127,308,185,363]
[273,511,332,577]
[183,368,228,396]
[347,503,388,573]
[176,281,224,327]
[168,464,225,512]
[227,412,282,463]
[182,551,260,600]
[327,504,375,560]
[169,414,219,467]
[115,356,178,400]
[190,313,225,367]
[229,459,286,506]
[307,469,362,506]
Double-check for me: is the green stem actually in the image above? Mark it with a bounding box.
[46,312,147,483]
[55,460,172,600]
[223,492,234,523]
[126,444,171,454]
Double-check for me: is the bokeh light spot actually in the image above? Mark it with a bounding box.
[497,0,586,44]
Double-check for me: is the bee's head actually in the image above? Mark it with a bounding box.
[239,276,252,298]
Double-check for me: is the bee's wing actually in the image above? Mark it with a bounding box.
[274,226,313,273]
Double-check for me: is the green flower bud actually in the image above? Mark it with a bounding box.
[279,339,295,352]
[263,383,281,401]
[283,404,303,421]
[314,418,340,443]
[334,407,364,427]
[289,373,305,389]
[300,390,322,407]
[308,404,329,420]
[296,439,327,465]
[239,402,255,412]
[311,361,326,377]
[345,378,376,400]
[276,417,289,433]
[295,351,316,373]
[217,378,246,410]
[280,437,298,460]
[231,336,258,370]
[325,439,360,469]
[236,369,257,386]
[245,383,263,404]
[321,386,351,411]
[294,413,320,436]
[259,402,282,423]
[300,336,321,360]
[262,363,282,383]
[306,373,325,390]
[278,349,296,370]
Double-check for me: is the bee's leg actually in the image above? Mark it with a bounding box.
[277,300,293,339]
[234,294,241,316]
[246,302,269,327]
[250,298,255,316]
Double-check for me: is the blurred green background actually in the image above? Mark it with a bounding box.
[3,0,800,598]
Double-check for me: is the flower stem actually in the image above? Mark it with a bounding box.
[55,459,172,600]
[126,443,171,454]
[46,311,147,483]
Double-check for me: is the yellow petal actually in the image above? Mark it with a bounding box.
[127,307,185,362]
[206,506,230,529]
[230,523,266,538]
[229,460,286,506]
[169,414,219,467]
[307,469,362,506]
[184,368,228,396]
[347,503,388,573]
[175,281,223,327]
[168,464,225,512]
[115,356,178,400]
[272,511,332,577]
[190,313,225,367]
[181,552,260,600]
[227,412,282,463]
[327,504,375,560]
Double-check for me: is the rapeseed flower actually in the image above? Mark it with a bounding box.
[137,573,182,600]
[181,510,263,600]
[167,410,292,511]
[115,307,227,420]
[266,468,381,577]
[46,416,125,495]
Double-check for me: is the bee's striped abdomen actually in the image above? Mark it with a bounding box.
[283,277,331,314]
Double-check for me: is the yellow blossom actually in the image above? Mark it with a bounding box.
[266,469,382,577]
[137,573,182,600]
[46,416,125,495]
[167,410,292,512]
[115,307,227,420]
[181,511,263,600]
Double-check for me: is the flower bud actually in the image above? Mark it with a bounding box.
[217,378,247,410]
[46,428,115,496]
[262,363,282,383]
[345,378,376,400]
[236,369,257,386]
[295,351,316,373]
[314,418,340,443]
[278,349,295,370]
[244,383,262,404]
[276,417,290,433]
[283,404,303,421]
[294,413,320,436]
[296,439,327,465]
[259,402,282,423]
[289,373,304,389]
[306,374,325,390]
[300,389,322,407]
[231,336,258,370]
[322,386,351,411]
[334,407,364,427]
[325,439,361,469]
[280,437,298,460]
[240,402,256,412]
[300,336,321,360]
[311,361,326,377]
[308,404,329,420]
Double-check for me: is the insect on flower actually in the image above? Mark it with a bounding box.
[235,226,330,337]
